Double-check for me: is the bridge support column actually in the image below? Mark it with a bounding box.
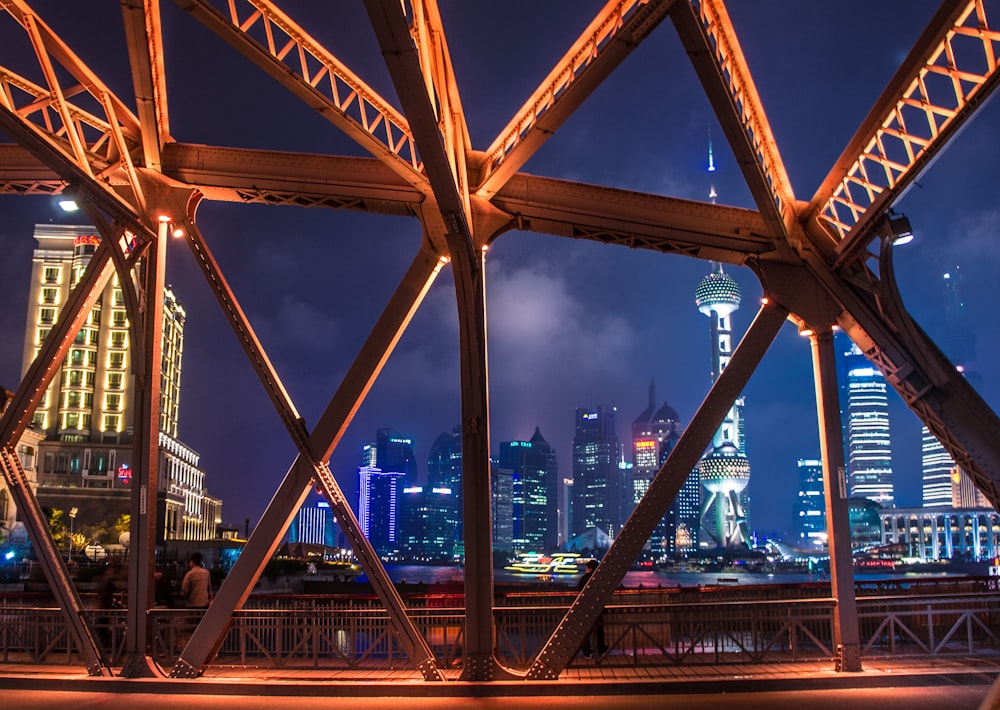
[809,328,862,672]
[121,215,169,678]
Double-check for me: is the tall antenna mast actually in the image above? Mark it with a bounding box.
[707,126,717,204]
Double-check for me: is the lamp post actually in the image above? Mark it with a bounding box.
[67,507,78,561]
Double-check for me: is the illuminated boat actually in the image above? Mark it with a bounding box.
[503,552,591,576]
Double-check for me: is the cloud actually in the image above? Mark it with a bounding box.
[487,257,635,379]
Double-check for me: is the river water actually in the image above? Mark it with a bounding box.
[355,564,973,589]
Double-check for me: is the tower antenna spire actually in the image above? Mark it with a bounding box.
[707,126,717,204]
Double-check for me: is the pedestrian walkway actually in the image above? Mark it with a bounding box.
[0,655,997,698]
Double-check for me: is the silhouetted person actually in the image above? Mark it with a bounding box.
[577,559,607,658]
[180,552,212,609]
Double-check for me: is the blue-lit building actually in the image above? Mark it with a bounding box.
[571,407,622,542]
[289,498,339,548]
[357,429,416,559]
[427,426,462,557]
[499,428,558,552]
[836,331,895,506]
[795,458,826,551]
[357,467,404,558]
[400,485,457,561]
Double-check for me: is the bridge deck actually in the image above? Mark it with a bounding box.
[0,655,997,696]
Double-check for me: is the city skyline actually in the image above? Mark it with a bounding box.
[1,2,999,541]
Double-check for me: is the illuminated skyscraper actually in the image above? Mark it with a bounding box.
[357,428,416,558]
[837,331,894,506]
[631,382,697,556]
[922,428,955,508]
[357,466,404,558]
[571,406,622,542]
[695,263,750,548]
[491,464,514,555]
[14,224,220,542]
[427,426,462,557]
[795,458,826,550]
[499,428,558,552]
[401,485,457,560]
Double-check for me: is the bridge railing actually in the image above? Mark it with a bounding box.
[0,589,998,672]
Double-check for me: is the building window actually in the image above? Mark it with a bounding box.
[41,288,57,304]
[43,266,59,284]
[88,308,101,326]
[112,309,126,327]
[70,349,84,366]
[37,328,50,344]
[85,371,95,387]
[105,394,121,411]
[87,351,97,367]
[107,373,123,390]
[111,331,126,348]
[18,445,35,471]
[74,242,96,257]
[109,352,124,369]
[39,308,55,324]
[103,414,120,431]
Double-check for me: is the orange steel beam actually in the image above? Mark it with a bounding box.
[477,0,674,199]
[409,0,472,216]
[121,0,171,172]
[365,0,503,680]
[1,0,142,179]
[809,0,1000,266]
[671,0,796,245]
[173,0,428,191]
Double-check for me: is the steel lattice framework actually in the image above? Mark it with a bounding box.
[0,0,999,686]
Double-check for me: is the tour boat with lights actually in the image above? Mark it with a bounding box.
[503,552,592,576]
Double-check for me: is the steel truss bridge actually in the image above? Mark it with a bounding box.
[0,0,999,689]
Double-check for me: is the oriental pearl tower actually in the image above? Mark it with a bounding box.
[694,134,751,549]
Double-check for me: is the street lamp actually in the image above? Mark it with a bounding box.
[67,507,78,561]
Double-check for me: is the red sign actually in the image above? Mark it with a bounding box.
[117,464,132,484]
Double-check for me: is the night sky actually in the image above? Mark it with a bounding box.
[1,2,998,541]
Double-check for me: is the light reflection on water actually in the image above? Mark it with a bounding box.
[355,565,949,588]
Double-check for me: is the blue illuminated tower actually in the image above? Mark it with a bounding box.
[357,429,416,558]
[695,263,751,548]
[836,332,894,506]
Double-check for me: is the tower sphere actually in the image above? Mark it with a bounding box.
[698,441,750,493]
[695,268,741,318]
